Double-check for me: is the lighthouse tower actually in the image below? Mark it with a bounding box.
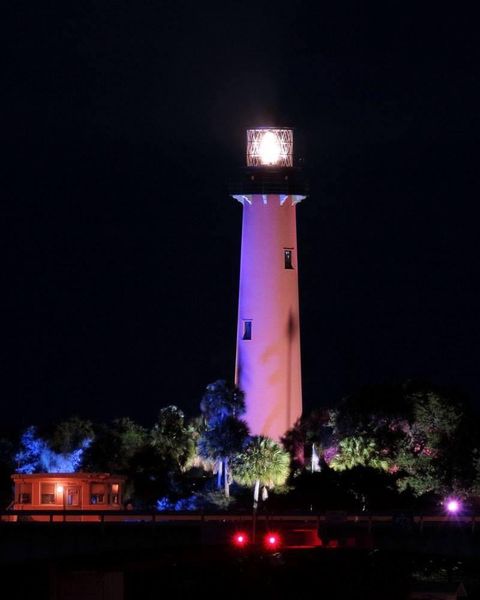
[231,127,307,440]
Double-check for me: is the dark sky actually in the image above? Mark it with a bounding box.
[2,2,480,428]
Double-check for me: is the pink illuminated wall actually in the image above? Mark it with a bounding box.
[234,194,304,440]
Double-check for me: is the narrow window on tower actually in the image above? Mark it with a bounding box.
[242,320,252,340]
[284,248,294,269]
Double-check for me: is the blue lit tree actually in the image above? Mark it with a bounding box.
[200,380,246,423]
[198,380,249,498]
[15,426,91,474]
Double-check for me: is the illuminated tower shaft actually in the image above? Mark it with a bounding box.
[232,128,307,440]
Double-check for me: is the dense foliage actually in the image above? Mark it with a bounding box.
[283,381,480,510]
[233,436,290,508]
[2,379,480,512]
[198,380,249,498]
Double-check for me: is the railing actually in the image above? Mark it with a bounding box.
[1,510,480,530]
[228,167,308,196]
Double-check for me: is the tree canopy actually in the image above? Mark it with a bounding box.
[198,380,249,497]
[233,436,291,507]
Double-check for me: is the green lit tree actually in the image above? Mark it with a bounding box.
[327,382,478,499]
[131,406,198,507]
[83,417,147,475]
[329,436,390,472]
[393,390,473,496]
[233,436,291,509]
[150,405,196,469]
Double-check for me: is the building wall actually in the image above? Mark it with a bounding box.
[11,474,124,520]
[235,194,302,440]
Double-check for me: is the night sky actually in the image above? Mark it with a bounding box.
[2,2,480,428]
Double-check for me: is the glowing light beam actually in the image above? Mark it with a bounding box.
[246,128,293,167]
[445,498,462,514]
[264,532,281,550]
[258,131,281,165]
[233,532,249,547]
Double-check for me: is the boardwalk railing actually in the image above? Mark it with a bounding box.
[1,510,480,530]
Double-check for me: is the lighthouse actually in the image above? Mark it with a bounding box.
[231,127,307,440]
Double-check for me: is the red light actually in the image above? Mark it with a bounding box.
[233,532,249,547]
[264,532,281,550]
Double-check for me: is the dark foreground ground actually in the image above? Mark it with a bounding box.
[1,519,480,599]
[3,545,480,600]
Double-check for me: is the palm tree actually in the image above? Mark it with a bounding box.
[198,380,249,497]
[198,416,249,497]
[233,436,291,509]
[200,380,246,424]
[329,436,389,472]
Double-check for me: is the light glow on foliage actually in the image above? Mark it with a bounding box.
[328,436,389,472]
[323,446,339,465]
[15,426,92,474]
[233,436,290,488]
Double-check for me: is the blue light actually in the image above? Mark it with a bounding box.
[15,426,92,474]
[156,494,200,512]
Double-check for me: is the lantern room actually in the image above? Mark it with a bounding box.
[246,128,293,167]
